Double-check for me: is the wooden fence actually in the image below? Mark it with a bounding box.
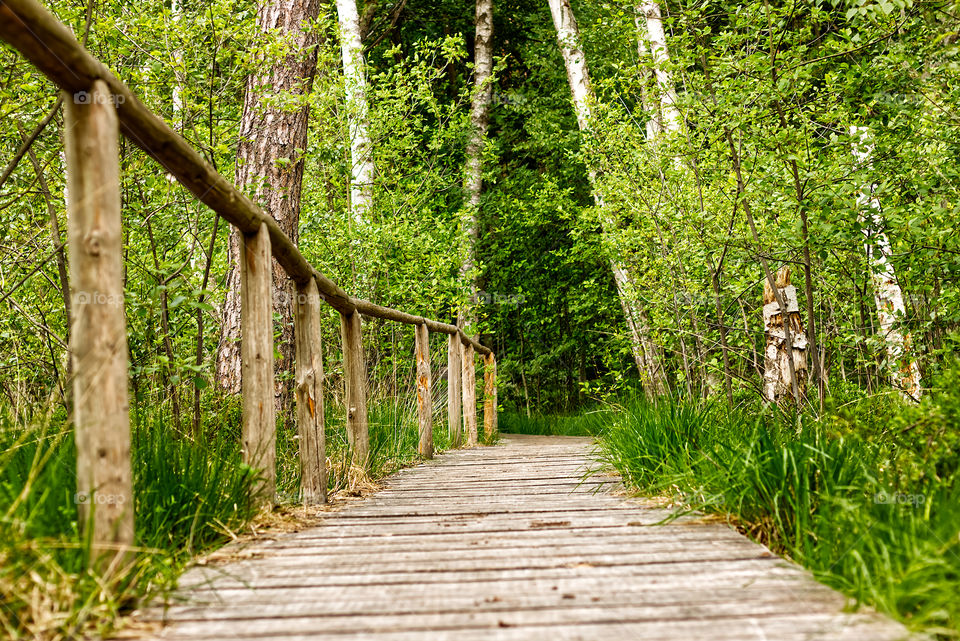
[0,0,497,566]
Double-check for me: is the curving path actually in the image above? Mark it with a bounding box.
[141,434,912,640]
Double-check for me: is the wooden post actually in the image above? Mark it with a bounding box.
[241,222,276,506]
[340,310,369,472]
[415,323,433,459]
[462,340,478,446]
[483,352,497,440]
[65,80,134,568]
[447,333,462,447]
[294,278,326,504]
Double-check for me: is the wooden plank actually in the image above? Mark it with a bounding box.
[340,310,369,473]
[241,222,276,506]
[64,79,134,568]
[483,352,497,439]
[148,576,828,609]
[152,589,850,623]
[415,323,432,459]
[446,333,462,447]
[461,342,477,446]
[177,558,802,590]
[150,614,910,641]
[151,604,906,639]
[294,277,326,505]
[146,435,909,641]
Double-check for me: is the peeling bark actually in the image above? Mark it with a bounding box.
[763,266,807,405]
[216,0,321,409]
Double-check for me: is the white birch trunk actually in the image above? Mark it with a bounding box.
[548,0,667,394]
[171,0,183,124]
[850,125,922,401]
[336,0,375,223]
[460,0,495,330]
[637,0,679,136]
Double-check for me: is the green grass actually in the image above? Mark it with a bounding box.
[597,395,960,637]
[0,387,449,639]
[499,408,615,436]
[0,405,259,639]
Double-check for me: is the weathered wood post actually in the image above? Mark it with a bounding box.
[415,323,433,459]
[294,278,326,504]
[65,80,134,568]
[241,222,276,506]
[483,352,497,440]
[462,339,478,446]
[447,333,462,447]
[340,311,369,474]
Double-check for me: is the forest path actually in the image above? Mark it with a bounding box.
[140,434,911,640]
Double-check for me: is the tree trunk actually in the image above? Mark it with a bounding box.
[460,0,494,331]
[216,0,321,411]
[637,0,680,136]
[336,0,375,223]
[763,266,808,405]
[548,0,667,394]
[850,126,922,401]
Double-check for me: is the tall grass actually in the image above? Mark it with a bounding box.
[499,407,615,436]
[0,405,259,639]
[597,396,960,636]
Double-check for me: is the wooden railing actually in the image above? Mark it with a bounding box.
[0,0,497,564]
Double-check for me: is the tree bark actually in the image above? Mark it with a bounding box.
[637,0,680,136]
[763,266,808,405]
[460,0,494,330]
[216,0,321,413]
[547,0,667,394]
[850,126,922,401]
[336,0,375,223]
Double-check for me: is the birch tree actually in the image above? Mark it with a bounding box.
[460,0,494,331]
[336,0,375,224]
[637,0,679,137]
[851,125,922,401]
[547,0,667,395]
[216,0,322,401]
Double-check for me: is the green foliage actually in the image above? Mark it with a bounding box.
[598,394,960,635]
[0,403,258,638]
[499,407,616,436]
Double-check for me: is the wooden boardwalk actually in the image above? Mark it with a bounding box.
[142,435,911,641]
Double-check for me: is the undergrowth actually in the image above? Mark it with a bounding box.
[596,377,960,638]
[0,386,451,640]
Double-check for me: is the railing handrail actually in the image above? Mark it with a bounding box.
[0,0,491,355]
[0,0,498,570]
